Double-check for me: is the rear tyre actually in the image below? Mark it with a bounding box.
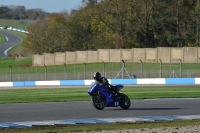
[117,93,131,109]
[91,93,106,110]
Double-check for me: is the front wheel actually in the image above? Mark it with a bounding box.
[117,93,131,109]
[91,93,106,110]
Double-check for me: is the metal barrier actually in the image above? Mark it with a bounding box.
[0,61,200,82]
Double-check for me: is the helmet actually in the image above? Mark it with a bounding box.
[94,72,101,81]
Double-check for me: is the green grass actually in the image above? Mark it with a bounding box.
[0,58,32,68]
[0,86,199,104]
[0,19,31,29]
[0,120,200,133]
[0,33,7,45]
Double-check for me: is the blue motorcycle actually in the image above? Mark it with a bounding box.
[88,82,131,110]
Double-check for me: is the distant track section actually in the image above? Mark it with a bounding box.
[0,30,22,57]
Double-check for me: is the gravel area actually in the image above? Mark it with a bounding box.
[72,126,200,133]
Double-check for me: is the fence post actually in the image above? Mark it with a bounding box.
[64,63,66,80]
[179,58,182,78]
[122,60,125,79]
[84,62,86,80]
[102,61,105,77]
[9,65,12,81]
[44,64,47,81]
[140,60,143,78]
[18,67,20,81]
[27,65,30,80]
[159,59,162,78]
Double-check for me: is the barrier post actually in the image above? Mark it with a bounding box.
[179,58,182,78]
[159,59,162,78]
[27,65,30,80]
[9,65,12,81]
[44,64,47,81]
[140,60,143,78]
[102,61,105,77]
[84,62,86,80]
[122,60,125,79]
[64,63,66,80]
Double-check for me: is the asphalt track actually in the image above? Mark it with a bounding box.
[0,98,200,123]
[0,30,22,57]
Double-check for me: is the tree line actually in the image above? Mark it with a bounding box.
[0,5,53,20]
[22,0,200,54]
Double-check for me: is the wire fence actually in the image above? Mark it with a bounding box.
[0,61,200,82]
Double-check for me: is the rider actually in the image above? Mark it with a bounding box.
[93,72,118,94]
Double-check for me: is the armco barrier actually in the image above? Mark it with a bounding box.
[0,78,200,87]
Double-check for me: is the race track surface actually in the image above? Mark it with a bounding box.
[0,98,199,123]
[0,30,22,57]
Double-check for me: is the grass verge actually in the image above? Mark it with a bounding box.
[0,19,31,29]
[0,120,200,133]
[0,86,200,104]
[0,33,7,45]
[0,58,32,68]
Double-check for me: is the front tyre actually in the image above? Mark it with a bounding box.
[118,93,131,109]
[91,94,106,110]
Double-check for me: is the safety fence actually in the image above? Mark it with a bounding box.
[0,62,200,82]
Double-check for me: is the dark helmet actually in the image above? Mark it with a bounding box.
[94,72,101,80]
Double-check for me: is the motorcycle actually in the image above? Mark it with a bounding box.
[88,82,131,110]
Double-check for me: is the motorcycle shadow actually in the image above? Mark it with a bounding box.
[113,107,181,110]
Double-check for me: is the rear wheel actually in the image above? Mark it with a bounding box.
[91,93,106,110]
[117,93,131,109]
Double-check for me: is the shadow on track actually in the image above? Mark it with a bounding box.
[113,108,181,110]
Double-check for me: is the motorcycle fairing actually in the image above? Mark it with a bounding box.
[88,82,121,107]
